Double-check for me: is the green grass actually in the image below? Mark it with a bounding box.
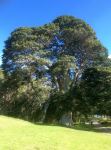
[0,116,111,150]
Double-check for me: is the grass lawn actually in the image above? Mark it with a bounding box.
[0,116,111,150]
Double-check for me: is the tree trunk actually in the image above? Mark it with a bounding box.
[59,111,73,126]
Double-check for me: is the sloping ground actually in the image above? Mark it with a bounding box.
[0,116,111,150]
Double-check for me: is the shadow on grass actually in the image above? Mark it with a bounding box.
[71,124,111,134]
[33,122,111,134]
[1,115,111,134]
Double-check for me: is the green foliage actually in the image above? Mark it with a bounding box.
[53,16,107,66]
[50,55,77,92]
[79,67,111,116]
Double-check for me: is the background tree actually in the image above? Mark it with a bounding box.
[76,66,111,118]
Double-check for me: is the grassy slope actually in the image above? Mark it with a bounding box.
[0,116,111,150]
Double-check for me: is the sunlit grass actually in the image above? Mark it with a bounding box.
[0,115,111,150]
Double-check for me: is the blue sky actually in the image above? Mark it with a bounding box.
[0,0,111,64]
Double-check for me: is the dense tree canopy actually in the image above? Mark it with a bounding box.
[0,15,110,124]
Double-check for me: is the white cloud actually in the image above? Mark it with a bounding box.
[108,55,111,59]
